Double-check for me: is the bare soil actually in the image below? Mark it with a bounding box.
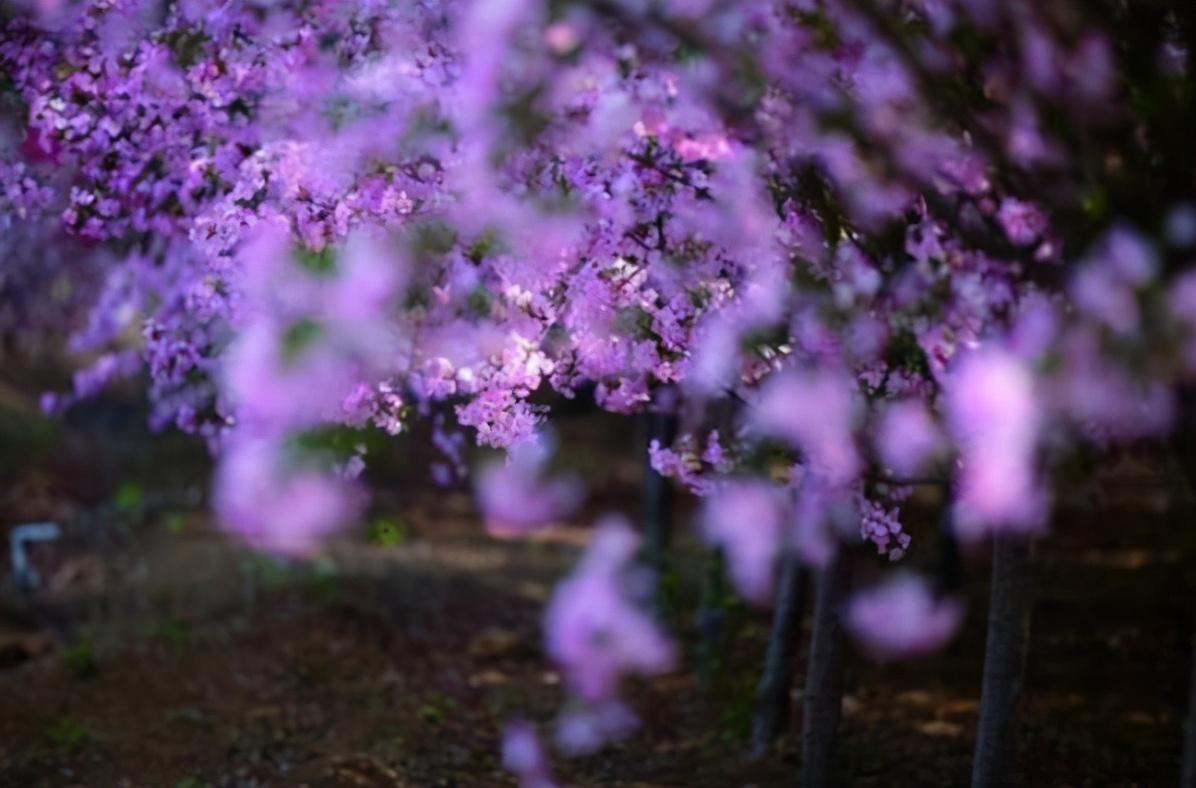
[0,411,1192,786]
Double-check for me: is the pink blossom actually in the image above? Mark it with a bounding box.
[996,198,1047,247]
[847,574,964,660]
[946,350,1045,540]
[554,699,638,755]
[475,433,584,538]
[876,400,941,477]
[544,517,676,702]
[502,721,557,788]
[751,369,860,486]
[699,480,787,604]
[214,438,362,556]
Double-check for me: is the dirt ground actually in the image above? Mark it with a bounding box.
[0,407,1194,786]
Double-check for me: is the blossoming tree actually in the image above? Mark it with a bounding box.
[3,0,1195,784]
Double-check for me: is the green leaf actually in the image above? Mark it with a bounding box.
[114,481,144,512]
[61,641,98,679]
[368,517,407,547]
[294,246,336,276]
[282,318,323,362]
[45,717,95,752]
[164,512,187,535]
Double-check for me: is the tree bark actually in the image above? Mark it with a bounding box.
[751,551,808,758]
[971,535,1032,788]
[1183,620,1196,787]
[695,548,730,693]
[800,549,851,787]
[1175,385,1196,787]
[642,407,677,574]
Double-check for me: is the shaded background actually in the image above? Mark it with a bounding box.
[0,374,1192,786]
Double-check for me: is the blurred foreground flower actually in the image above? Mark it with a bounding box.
[947,350,1045,540]
[545,516,676,703]
[846,574,964,660]
[699,480,787,604]
[476,432,583,537]
[214,438,362,556]
[502,721,557,788]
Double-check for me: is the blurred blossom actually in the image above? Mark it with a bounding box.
[223,319,365,432]
[1071,227,1157,336]
[686,317,741,396]
[751,369,860,486]
[554,699,638,755]
[214,438,362,556]
[71,350,141,400]
[946,350,1045,539]
[1093,226,1157,286]
[476,432,584,537]
[1070,266,1139,335]
[502,721,557,788]
[1006,100,1053,165]
[701,430,728,468]
[699,480,787,603]
[996,198,1047,247]
[1165,203,1196,249]
[1170,270,1196,371]
[876,400,941,477]
[1008,294,1059,361]
[847,574,964,660]
[544,516,676,702]
[858,492,912,561]
[1054,329,1174,441]
[790,473,839,567]
[1068,34,1115,102]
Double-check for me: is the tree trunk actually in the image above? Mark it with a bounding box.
[642,402,677,617]
[1183,620,1196,788]
[971,535,1032,788]
[801,549,851,787]
[751,551,808,758]
[696,548,730,693]
[1175,386,1196,786]
[643,409,676,568]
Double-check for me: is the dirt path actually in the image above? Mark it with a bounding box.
[1,478,1192,786]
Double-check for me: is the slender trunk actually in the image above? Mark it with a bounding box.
[937,503,962,593]
[801,549,851,787]
[642,400,678,617]
[751,551,808,758]
[696,548,730,693]
[971,535,1032,788]
[1184,620,1196,787]
[1176,386,1196,786]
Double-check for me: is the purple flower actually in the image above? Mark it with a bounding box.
[876,400,941,477]
[996,198,1047,247]
[946,350,1045,540]
[544,516,676,702]
[476,432,584,538]
[554,698,638,755]
[699,480,787,604]
[502,721,556,788]
[751,369,860,486]
[214,438,362,556]
[847,573,964,660]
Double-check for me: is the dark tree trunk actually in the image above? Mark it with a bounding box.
[800,549,851,787]
[751,551,808,758]
[1184,620,1196,788]
[971,535,1032,788]
[642,404,677,578]
[696,548,730,693]
[1175,385,1196,786]
[937,503,963,593]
